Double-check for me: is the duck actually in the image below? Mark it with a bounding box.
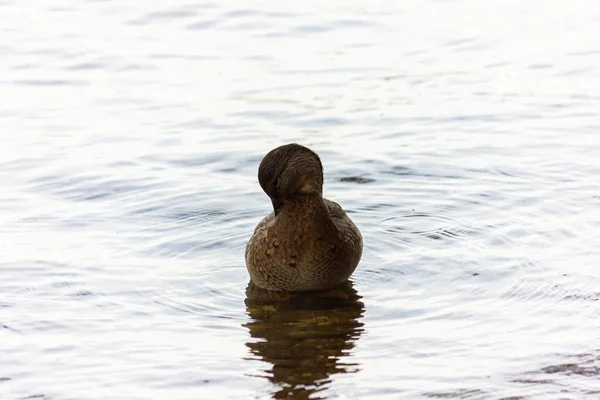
[245,143,362,291]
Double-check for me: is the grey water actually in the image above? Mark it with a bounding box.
[1,0,600,399]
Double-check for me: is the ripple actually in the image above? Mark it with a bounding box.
[425,389,486,399]
[146,272,245,322]
[340,176,375,184]
[2,0,600,399]
[11,79,87,86]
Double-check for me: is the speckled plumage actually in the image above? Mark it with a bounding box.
[245,144,362,291]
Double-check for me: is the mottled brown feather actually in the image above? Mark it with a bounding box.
[245,144,362,291]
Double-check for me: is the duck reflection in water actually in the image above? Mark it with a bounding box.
[243,280,365,400]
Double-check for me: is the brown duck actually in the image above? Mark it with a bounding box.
[245,143,362,291]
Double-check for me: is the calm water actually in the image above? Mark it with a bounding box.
[1,0,600,399]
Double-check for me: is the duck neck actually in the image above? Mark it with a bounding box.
[273,193,329,218]
[272,193,339,241]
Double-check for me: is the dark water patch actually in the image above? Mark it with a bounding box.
[358,203,397,211]
[557,67,594,76]
[501,278,600,304]
[133,203,231,223]
[9,63,36,70]
[129,8,198,25]
[215,167,237,173]
[541,358,600,377]
[356,267,407,286]
[507,352,600,397]
[12,79,87,86]
[442,37,476,48]
[512,378,554,384]
[541,363,597,375]
[425,389,486,399]
[42,345,77,354]
[384,165,465,180]
[568,49,600,57]
[185,20,219,30]
[66,61,104,71]
[28,320,68,332]
[340,176,375,184]
[71,290,95,298]
[50,280,77,289]
[151,294,219,316]
[2,324,21,333]
[24,47,83,57]
[165,209,229,223]
[465,167,522,179]
[564,292,600,301]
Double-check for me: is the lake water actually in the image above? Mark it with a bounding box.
[1,0,599,399]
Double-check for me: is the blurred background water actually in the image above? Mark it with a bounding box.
[1,0,600,399]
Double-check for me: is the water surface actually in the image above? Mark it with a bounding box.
[1,0,600,399]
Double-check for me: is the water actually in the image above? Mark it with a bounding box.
[1,0,599,399]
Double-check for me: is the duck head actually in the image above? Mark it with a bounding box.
[258,143,324,213]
